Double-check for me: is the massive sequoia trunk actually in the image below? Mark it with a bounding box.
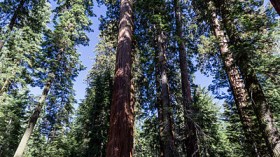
[105,0,134,157]
[270,0,280,15]
[13,75,53,157]
[156,30,176,157]
[174,0,199,156]
[210,8,260,156]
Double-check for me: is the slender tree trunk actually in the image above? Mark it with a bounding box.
[105,0,134,156]
[270,0,280,15]
[174,0,199,156]
[0,0,25,52]
[155,46,165,157]
[240,69,280,156]
[13,75,53,157]
[210,8,260,156]
[0,0,26,95]
[156,30,176,157]
[216,1,280,155]
[0,79,10,96]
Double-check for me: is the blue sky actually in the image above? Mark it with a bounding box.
[32,0,275,107]
[73,5,107,102]
[29,2,225,106]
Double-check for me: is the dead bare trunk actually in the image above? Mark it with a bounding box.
[156,30,176,157]
[174,0,199,156]
[210,7,260,156]
[105,0,134,156]
[270,0,280,15]
[13,75,53,157]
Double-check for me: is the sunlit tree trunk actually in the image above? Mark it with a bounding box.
[174,0,199,156]
[105,0,134,156]
[270,0,280,15]
[13,75,53,157]
[210,6,260,156]
[215,1,280,155]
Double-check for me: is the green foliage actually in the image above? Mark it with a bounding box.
[192,87,232,157]
[0,0,279,157]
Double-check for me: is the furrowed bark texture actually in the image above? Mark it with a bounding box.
[270,0,280,15]
[174,0,199,156]
[241,70,280,157]
[13,76,53,157]
[105,0,134,156]
[210,10,260,156]
[216,1,280,155]
[156,31,176,157]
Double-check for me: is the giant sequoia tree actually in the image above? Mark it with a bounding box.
[13,0,92,156]
[0,0,279,157]
[215,0,280,156]
[193,0,280,156]
[174,0,199,156]
[105,0,134,156]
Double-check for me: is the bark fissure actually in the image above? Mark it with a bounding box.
[210,8,260,156]
[105,0,134,156]
[217,1,280,155]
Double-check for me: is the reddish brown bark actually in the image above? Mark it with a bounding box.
[156,31,177,157]
[210,6,260,156]
[105,0,134,156]
[270,0,280,15]
[174,0,199,156]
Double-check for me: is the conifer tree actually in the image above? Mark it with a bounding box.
[173,0,199,156]
[105,0,134,156]
[72,31,117,157]
[0,0,50,156]
[216,0,280,155]
[192,0,262,155]
[0,0,50,96]
[192,87,232,157]
[13,0,92,156]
